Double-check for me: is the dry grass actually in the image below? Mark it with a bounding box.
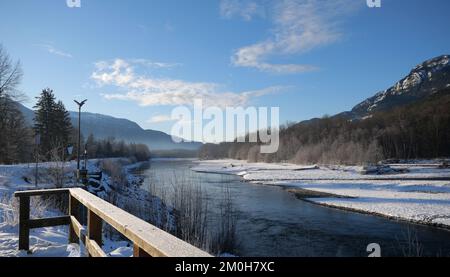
[399,227,423,257]
[210,185,237,255]
[0,193,61,227]
[100,159,128,189]
[146,171,237,255]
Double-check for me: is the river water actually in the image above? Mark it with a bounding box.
[136,159,450,257]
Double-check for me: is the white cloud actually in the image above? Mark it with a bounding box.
[229,0,360,74]
[35,44,73,58]
[220,0,265,21]
[92,59,284,107]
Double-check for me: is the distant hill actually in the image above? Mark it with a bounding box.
[18,104,202,151]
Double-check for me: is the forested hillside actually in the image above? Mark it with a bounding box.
[199,89,450,165]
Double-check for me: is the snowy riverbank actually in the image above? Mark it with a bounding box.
[191,160,450,228]
[0,158,158,257]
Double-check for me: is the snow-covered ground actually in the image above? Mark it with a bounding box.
[0,159,153,257]
[0,214,132,257]
[192,159,450,228]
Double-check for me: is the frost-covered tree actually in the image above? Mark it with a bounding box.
[0,45,30,164]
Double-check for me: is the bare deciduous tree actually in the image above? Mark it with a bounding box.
[0,44,23,100]
[0,45,30,164]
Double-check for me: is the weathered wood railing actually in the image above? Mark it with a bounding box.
[14,188,212,257]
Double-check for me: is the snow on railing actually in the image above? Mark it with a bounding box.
[14,188,212,257]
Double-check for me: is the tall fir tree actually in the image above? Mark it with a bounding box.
[54,100,72,146]
[33,88,56,159]
[33,88,72,160]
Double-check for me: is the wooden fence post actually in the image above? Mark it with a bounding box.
[68,195,80,243]
[87,209,102,257]
[133,244,151,257]
[18,196,30,251]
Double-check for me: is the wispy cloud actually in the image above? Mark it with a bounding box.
[227,0,361,74]
[35,44,73,58]
[220,0,265,21]
[128,59,182,69]
[92,59,284,107]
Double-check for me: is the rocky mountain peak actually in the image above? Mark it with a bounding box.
[351,55,450,117]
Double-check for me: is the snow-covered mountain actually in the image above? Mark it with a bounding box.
[351,55,450,117]
[18,104,202,151]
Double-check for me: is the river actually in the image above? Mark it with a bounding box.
[135,159,450,257]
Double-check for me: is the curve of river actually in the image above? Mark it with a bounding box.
[136,159,450,257]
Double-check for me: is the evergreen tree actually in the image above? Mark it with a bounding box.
[54,100,72,146]
[33,88,72,160]
[34,88,56,159]
[85,133,97,158]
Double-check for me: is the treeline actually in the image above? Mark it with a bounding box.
[85,134,151,162]
[0,45,151,165]
[199,89,450,165]
[151,149,198,158]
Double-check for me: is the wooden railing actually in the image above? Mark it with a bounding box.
[14,188,212,257]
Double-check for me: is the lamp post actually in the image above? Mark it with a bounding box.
[34,134,40,187]
[74,99,87,172]
[83,148,87,170]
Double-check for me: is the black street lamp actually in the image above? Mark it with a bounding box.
[74,99,87,171]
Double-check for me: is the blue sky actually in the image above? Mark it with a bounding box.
[1,0,450,140]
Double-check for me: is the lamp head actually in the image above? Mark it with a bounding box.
[74,99,88,107]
